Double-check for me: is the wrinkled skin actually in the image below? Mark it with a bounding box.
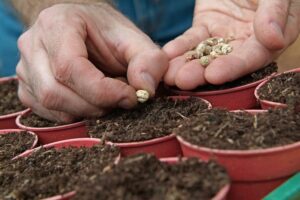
[16,3,168,122]
[164,0,300,90]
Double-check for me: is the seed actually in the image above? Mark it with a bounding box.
[221,44,233,54]
[185,50,199,61]
[199,56,210,67]
[136,90,150,103]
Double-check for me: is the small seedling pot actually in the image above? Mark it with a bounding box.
[165,74,275,110]
[16,109,88,145]
[161,157,230,200]
[15,138,119,200]
[0,129,38,150]
[177,110,300,200]
[111,96,211,158]
[255,68,300,110]
[0,77,26,129]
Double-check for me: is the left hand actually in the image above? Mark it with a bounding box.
[163,0,300,90]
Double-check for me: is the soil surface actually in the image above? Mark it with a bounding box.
[258,72,300,106]
[0,79,26,115]
[74,154,229,200]
[170,62,277,92]
[176,108,300,150]
[0,144,119,200]
[0,131,35,166]
[20,112,67,127]
[87,97,209,142]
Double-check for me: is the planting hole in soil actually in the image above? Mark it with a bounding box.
[170,62,277,92]
[74,154,229,200]
[0,131,36,165]
[87,97,209,143]
[0,79,26,116]
[176,108,300,150]
[19,112,67,127]
[0,144,119,200]
[257,72,300,107]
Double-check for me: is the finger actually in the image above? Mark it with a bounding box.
[18,80,75,122]
[127,48,169,96]
[283,4,300,46]
[204,37,272,85]
[18,43,107,117]
[163,26,210,59]
[38,26,138,109]
[164,56,187,86]
[174,59,207,90]
[255,0,291,50]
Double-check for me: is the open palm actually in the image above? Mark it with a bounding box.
[163,0,300,90]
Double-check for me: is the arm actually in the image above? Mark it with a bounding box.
[10,0,105,25]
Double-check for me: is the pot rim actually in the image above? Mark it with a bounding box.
[176,109,300,156]
[0,76,27,119]
[0,129,38,149]
[254,69,300,107]
[112,133,176,147]
[16,109,86,131]
[165,73,276,96]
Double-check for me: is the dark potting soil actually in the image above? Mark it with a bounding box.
[20,112,67,127]
[170,62,277,92]
[176,109,300,150]
[258,72,300,106]
[74,154,229,200]
[0,79,26,115]
[0,131,35,166]
[0,144,119,200]
[87,97,209,143]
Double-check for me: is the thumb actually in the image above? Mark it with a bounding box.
[254,0,291,50]
[126,39,169,96]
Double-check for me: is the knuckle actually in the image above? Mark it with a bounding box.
[38,85,60,110]
[53,59,72,84]
[17,31,30,54]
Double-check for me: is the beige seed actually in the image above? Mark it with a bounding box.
[136,90,150,103]
[199,56,210,67]
[185,50,199,61]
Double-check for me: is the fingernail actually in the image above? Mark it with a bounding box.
[118,98,134,109]
[141,72,156,96]
[271,22,284,39]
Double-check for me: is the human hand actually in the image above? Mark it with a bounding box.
[163,0,300,90]
[16,3,168,122]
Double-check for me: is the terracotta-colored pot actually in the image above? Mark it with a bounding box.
[0,129,38,152]
[177,110,300,200]
[0,77,27,129]
[15,138,119,200]
[165,74,276,110]
[110,96,211,158]
[255,68,300,110]
[161,157,230,200]
[16,109,88,145]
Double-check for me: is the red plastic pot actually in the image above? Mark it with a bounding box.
[15,138,118,200]
[177,110,300,200]
[0,129,38,151]
[110,96,211,158]
[255,68,300,110]
[0,77,27,129]
[165,74,276,110]
[161,157,230,200]
[16,109,88,145]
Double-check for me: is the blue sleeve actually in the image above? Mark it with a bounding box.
[0,1,24,77]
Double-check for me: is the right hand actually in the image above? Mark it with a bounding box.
[16,3,168,122]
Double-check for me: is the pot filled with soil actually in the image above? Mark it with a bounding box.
[175,108,300,200]
[0,129,38,166]
[255,68,300,111]
[166,62,277,110]
[16,109,88,144]
[0,77,27,129]
[73,153,230,200]
[87,96,211,158]
[0,138,120,200]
